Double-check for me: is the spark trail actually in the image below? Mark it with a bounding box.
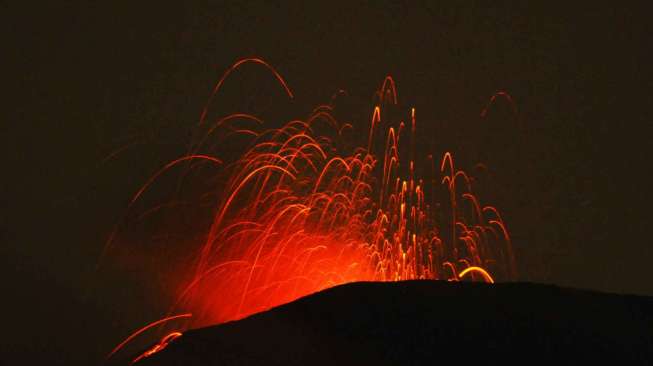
[106,58,516,363]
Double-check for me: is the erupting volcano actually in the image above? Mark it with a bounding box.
[106,58,517,362]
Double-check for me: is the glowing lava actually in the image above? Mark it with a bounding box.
[106,57,516,362]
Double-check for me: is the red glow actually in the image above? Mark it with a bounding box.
[131,332,183,364]
[183,58,515,325]
[107,313,191,361]
[107,57,516,360]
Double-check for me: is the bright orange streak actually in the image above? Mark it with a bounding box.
[367,106,381,152]
[458,266,495,283]
[107,313,192,361]
[131,332,183,364]
[198,164,297,273]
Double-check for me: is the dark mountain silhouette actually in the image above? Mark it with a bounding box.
[136,281,653,365]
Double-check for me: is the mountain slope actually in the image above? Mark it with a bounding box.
[137,281,653,365]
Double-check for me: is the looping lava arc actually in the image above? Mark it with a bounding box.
[107,57,516,362]
[183,58,516,325]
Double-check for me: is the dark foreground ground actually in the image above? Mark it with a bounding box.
[135,281,653,365]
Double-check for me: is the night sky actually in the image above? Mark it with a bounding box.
[5,2,652,365]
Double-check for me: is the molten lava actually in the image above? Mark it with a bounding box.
[106,57,516,362]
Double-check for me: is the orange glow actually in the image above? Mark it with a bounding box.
[107,313,191,361]
[131,332,183,364]
[458,266,495,283]
[107,57,516,356]
[185,60,514,324]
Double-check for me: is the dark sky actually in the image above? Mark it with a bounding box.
[4,2,652,365]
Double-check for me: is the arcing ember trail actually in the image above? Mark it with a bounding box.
[106,58,516,363]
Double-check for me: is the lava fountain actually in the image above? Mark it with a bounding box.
[105,57,516,362]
